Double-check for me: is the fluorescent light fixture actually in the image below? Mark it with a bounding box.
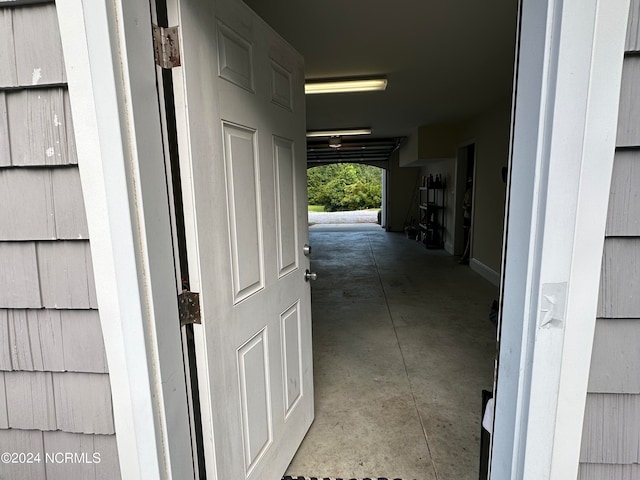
[306,128,372,138]
[305,78,387,95]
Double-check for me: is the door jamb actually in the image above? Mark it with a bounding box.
[454,141,477,259]
[453,146,467,256]
[151,0,207,477]
[56,1,195,478]
[491,0,630,478]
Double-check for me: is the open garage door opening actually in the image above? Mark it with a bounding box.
[307,163,386,228]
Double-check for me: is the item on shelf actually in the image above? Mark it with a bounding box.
[417,178,446,249]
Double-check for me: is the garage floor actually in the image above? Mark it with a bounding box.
[285,224,499,480]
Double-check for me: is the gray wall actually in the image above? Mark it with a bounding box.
[0,3,120,479]
[579,1,640,478]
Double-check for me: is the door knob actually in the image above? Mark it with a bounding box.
[303,244,312,256]
[304,269,317,282]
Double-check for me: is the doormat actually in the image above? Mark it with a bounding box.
[283,477,412,480]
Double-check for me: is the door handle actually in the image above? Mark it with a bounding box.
[303,244,312,256]
[304,269,317,282]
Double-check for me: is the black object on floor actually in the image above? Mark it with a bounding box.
[479,389,493,480]
[489,300,499,326]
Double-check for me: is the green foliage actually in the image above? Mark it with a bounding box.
[307,164,382,211]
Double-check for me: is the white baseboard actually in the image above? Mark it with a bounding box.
[470,258,500,286]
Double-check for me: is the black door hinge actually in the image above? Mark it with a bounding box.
[178,290,201,326]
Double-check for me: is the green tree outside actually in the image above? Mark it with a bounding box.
[308,164,382,212]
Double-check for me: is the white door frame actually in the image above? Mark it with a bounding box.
[491,0,629,478]
[55,0,630,478]
[56,1,194,479]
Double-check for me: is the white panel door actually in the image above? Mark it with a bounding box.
[168,0,314,478]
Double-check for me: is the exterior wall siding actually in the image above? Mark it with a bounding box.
[0,2,120,479]
[579,0,640,478]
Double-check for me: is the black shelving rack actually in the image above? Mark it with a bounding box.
[418,178,446,249]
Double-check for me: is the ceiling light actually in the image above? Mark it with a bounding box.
[305,78,388,95]
[329,136,342,148]
[306,128,372,138]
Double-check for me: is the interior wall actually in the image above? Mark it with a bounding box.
[418,99,511,275]
[399,129,419,167]
[459,100,511,274]
[387,149,421,232]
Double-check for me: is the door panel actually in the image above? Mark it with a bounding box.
[222,122,264,302]
[217,21,254,92]
[271,61,293,111]
[274,136,298,277]
[169,0,314,478]
[281,302,302,416]
[238,328,272,473]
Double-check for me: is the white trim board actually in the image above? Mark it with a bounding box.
[491,0,630,478]
[56,1,194,479]
[470,258,500,286]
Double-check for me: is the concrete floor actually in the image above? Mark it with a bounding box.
[285,224,498,480]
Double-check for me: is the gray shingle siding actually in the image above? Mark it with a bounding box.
[588,319,640,394]
[598,239,640,319]
[605,151,640,237]
[579,464,640,480]
[0,242,98,308]
[616,57,640,148]
[0,3,120,478]
[4,88,77,167]
[0,167,89,240]
[580,0,640,477]
[0,309,108,373]
[0,429,120,480]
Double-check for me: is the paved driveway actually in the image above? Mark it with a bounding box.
[308,209,379,224]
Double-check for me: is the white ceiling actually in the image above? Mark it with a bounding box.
[243,0,518,139]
